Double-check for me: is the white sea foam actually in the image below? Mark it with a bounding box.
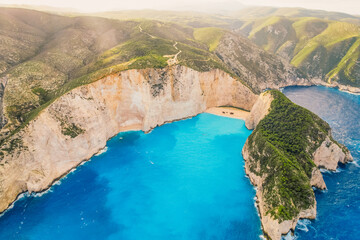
[0,192,29,218]
[319,167,343,174]
[282,231,297,240]
[341,89,360,96]
[252,196,261,217]
[350,160,359,167]
[95,146,108,156]
[319,168,328,173]
[297,219,312,232]
[32,188,53,198]
[259,234,266,240]
[335,168,343,173]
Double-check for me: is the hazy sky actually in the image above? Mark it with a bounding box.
[0,0,359,15]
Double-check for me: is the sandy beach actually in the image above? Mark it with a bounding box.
[205,107,250,120]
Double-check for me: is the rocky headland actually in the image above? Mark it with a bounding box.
[242,90,353,240]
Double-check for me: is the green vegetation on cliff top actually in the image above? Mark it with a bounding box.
[246,90,332,221]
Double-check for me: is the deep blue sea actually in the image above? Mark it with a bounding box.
[283,86,360,240]
[1,86,358,240]
[0,113,262,240]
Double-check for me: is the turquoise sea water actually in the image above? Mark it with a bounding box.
[0,113,262,240]
[283,86,360,239]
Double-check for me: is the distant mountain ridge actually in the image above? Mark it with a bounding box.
[231,6,359,23]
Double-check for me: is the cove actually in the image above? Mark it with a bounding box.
[0,113,262,240]
[283,86,360,239]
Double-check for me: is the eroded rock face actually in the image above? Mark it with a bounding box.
[245,91,273,130]
[313,136,353,171]
[244,142,317,240]
[310,168,327,190]
[260,200,317,240]
[215,32,311,94]
[243,140,326,240]
[0,65,257,214]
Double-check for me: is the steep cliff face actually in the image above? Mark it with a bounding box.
[215,32,310,93]
[243,90,352,240]
[0,78,7,129]
[245,92,273,129]
[313,136,353,171]
[0,65,257,214]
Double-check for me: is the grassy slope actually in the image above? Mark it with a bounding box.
[193,27,225,51]
[248,16,297,53]
[291,17,329,55]
[239,15,360,86]
[291,21,360,66]
[327,38,360,83]
[246,90,332,221]
[0,8,72,75]
[248,16,283,38]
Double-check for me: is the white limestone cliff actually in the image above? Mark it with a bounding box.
[313,136,353,171]
[0,65,257,214]
[245,91,273,130]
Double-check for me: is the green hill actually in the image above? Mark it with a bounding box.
[193,27,225,51]
[237,16,360,86]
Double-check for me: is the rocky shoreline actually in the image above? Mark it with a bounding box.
[313,79,360,95]
[276,79,360,95]
[0,65,257,215]
[242,91,353,240]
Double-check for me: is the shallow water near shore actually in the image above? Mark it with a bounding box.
[0,113,262,240]
[283,86,360,239]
